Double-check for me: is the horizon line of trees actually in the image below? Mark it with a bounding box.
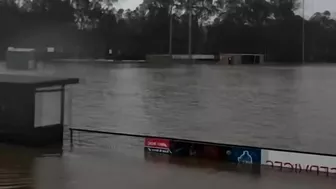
[1,0,336,63]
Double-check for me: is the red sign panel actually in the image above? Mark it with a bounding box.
[145,138,170,149]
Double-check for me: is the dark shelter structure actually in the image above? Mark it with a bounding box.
[0,74,79,146]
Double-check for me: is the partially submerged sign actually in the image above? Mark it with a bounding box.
[144,137,261,163]
[144,137,336,176]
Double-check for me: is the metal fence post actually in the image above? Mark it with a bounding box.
[70,128,73,147]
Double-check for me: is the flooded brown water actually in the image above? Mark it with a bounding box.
[1,61,336,188]
[0,143,336,189]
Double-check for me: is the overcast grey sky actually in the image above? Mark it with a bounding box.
[115,0,336,18]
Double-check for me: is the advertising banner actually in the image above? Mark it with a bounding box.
[144,138,171,154]
[227,147,261,164]
[144,137,262,165]
[261,150,336,175]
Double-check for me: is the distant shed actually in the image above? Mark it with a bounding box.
[218,54,264,65]
[6,48,37,70]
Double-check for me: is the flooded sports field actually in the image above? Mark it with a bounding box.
[1,61,336,188]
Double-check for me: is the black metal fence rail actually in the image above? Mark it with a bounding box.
[69,127,336,158]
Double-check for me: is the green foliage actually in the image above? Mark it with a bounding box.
[0,0,336,62]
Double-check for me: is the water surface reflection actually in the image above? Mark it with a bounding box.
[1,62,336,188]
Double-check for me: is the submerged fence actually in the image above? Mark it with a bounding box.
[69,127,255,149]
[68,127,336,176]
[68,128,336,157]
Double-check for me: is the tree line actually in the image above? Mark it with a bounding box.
[0,0,336,63]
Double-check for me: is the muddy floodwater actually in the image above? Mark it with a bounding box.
[1,61,336,188]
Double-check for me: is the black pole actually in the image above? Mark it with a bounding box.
[70,128,73,146]
[60,85,65,126]
[302,0,305,64]
[188,0,192,60]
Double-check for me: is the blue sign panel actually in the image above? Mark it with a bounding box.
[227,147,261,164]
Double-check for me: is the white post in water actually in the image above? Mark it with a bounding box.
[188,0,192,60]
[302,0,305,64]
